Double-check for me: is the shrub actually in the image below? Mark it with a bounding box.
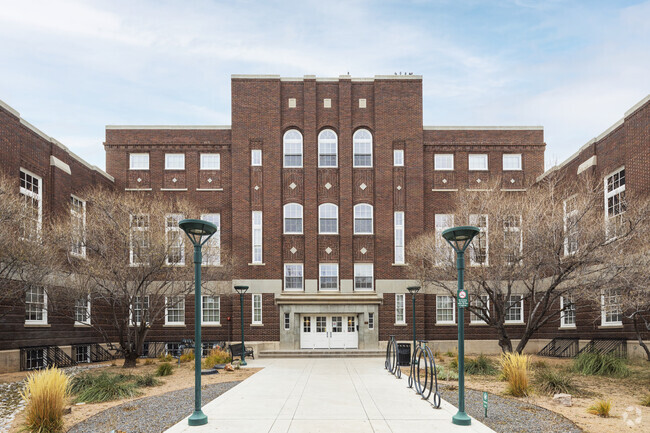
[465,355,497,375]
[435,365,459,381]
[71,372,139,403]
[158,353,173,362]
[155,362,174,377]
[449,355,458,370]
[202,348,232,369]
[535,369,577,395]
[179,350,195,363]
[143,358,155,365]
[587,399,612,417]
[572,352,629,378]
[135,374,161,387]
[21,368,69,433]
[500,352,530,397]
[641,394,650,407]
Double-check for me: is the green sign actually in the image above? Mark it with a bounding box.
[483,391,488,417]
[458,289,469,308]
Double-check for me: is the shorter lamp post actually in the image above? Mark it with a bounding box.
[406,286,420,354]
[179,219,218,427]
[442,225,480,427]
[234,285,249,366]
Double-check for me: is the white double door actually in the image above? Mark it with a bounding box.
[300,314,359,349]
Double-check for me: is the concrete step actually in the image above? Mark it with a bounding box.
[258,350,384,358]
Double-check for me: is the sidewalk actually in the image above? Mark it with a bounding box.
[165,357,495,433]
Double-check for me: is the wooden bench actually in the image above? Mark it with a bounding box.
[228,343,254,360]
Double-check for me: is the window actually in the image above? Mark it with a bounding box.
[318,129,338,167]
[202,296,220,325]
[368,312,374,330]
[353,129,373,167]
[252,294,262,324]
[131,296,149,325]
[316,316,326,332]
[19,169,42,242]
[130,214,150,266]
[283,129,303,167]
[75,345,90,363]
[303,316,311,332]
[25,287,47,325]
[284,313,290,330]
[284,264,304,291]
[74,295,91,325]
[503,154,522,171]
[252,211,263,263]
[165,343,180,357]
[165,214,185,266]
[436,295,455,324]
[605,167,626,240]
[348,316,356,332]
[601,289,622,326]
[25,348,46,370]
[70,195,86,257]
[165,153,185,170]
[468,154,488,171]
[319,203,338,234]
[284,203,303,234]
[354,204,373,234]
[560,296,576,328]
[503,216,522,265]
[354,263,373,291]
[435,214,454,264]
[251,149,262,166]
[505,295,523,323]
[393,149,404,167]
[434,154,454,170]
[319,264,339,291]
[165,296,185,325]
[394,212,405,264]
[564,196,579,255]
[201,153,220,170]
[469,214,488,266]
[395,294,405,324]
[470,295,489,323]
[129,153,149,170]
[201,213,220,266]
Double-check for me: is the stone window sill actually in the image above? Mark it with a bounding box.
[24,324,51,328]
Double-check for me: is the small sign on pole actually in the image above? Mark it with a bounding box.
[458,289,469,308]
[483,391,488,417]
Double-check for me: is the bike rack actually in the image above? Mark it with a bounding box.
[384,335,401,378]
[407,340,441,408]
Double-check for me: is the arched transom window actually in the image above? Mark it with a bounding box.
[353,129,373,167]
[283,129,303,168]
[319,203,338,234]
[354,203,373,234]
[283,203,303,234]
[318,129,338,167]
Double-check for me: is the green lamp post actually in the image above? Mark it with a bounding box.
[406,286,420,355]
[442,225,480,427]
[179,218,218,427]
[234,285,249,366]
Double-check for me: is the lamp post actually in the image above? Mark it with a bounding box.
[406,286,420,354]
[179,219,218,427]
[234,285,249,366]
[442,225,480,427]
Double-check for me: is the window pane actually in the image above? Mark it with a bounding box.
[165,154,185,170]
[201,154,220,170]
[469,154,488,170]
[503,154,522,170]
[251,149,262,166]
[393,150,404,166]
[434,154,454,170]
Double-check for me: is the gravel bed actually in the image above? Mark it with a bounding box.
[439,385,582,433]
[68,381,240,433]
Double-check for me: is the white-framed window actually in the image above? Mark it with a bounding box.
[394,211,405,264]
[368,312,374,330]
[601,289,622,326]
[201,213,220,266]
[604,167,626,240]
[470,295,489,323]
[129,153,149,170]
[393,149,404,167]
[469,214,488,266]
[435,214,454,264]
[129,214,150,266]
[560,295,576,328]
[75,345,91,364]
[165,343,180,356]
[503,154,522,171]
[251,149,262,166]
[505,295,524,323]
[25,348,46,370]
[284,264,304,291]
[252,211,263,264]
[165,296,185,325]
[200,153,220,170]
[354,203,373,234]
[165,153,185,170]
[284,313,290,330]
[70,195,86,257]
[434,154,454,170]
[25,287,47,325]
[165,214,185,266]
[319,264,339,291]
[252,294,262,324]
[303,316,311,333]
[353,129,373,167]
[354,263,373,291]
[395,294,405,324]
[283,129,303,168]
[469,154,488,171]
[19,169,42,242]
[202,296,220,325]
[74,295,91,325]
[503,215,522,265]
[283,203,303,234]
[436,295,455,324]
[563,195,579,256]
[318,129,338,167]
[131,296,149,326]
[318,203,338,234]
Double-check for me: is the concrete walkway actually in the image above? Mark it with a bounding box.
[165,357,495,433]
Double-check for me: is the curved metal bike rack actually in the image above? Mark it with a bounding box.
[384,335,401,378]
[408,340,441,408]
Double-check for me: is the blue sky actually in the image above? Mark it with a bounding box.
[0,0,648,170]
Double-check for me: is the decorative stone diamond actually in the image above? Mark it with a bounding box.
[442,179,447,184]
[137,178,142,183]
[325,182,332,190]
[325,247,332,254]
[207,178,213,183]
[476,178,482,183]
[360,247,367,255]
[254,185,259,191]
[290,247,297,254]
[511,178,516,184]
[360,183,367,190]
[172,178,178,183]
[396,185,402,190]
[289,182,297,190]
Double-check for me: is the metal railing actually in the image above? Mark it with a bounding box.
[408,340,441,408]
[538,337,579,358]
[577,338,628,358]
[384,335,401,378]
[20,346,77,371]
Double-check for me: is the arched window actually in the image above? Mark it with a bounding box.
[318,203,338,234]
[283,203,303,234]
[354,203,373,234]
[353,129,372,167]
[283,129,303,168]
[318,129,338,167]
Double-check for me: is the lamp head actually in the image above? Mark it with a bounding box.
[442,226,480,253]
[234,285,249,295]
[179,219,218,246]
[407,286,421,296]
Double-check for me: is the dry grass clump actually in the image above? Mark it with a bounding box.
[21,368,69,433]
[641,393,650,407]
[500,352,530,397]
[534,368,578,395]
[179,350,195,363]
[587,399,612,417]
[155,362,174,377]
[202,347,232,369]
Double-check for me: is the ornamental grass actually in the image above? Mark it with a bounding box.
[21,367,69,433]
[499,352,530,397]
